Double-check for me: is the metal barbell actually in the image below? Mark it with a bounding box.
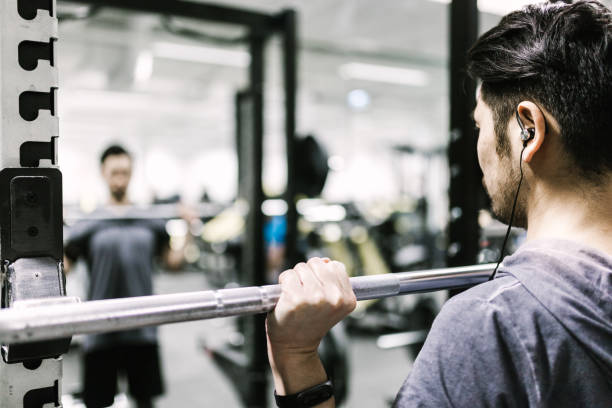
[63,202,225,222]
[0,263,495,344]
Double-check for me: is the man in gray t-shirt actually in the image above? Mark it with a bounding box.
[393,239,612,407]
[261,2,612,407]
[65,214,169,351]
[65,145,181,408]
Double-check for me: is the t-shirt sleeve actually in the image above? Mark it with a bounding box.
[64,221,97,261]
[393,295,531,408]
[149,219,170,256]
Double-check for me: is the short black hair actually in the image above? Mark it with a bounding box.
[100,144,131,165]
[467,1,612,180]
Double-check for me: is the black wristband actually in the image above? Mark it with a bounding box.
[274,379,334,408]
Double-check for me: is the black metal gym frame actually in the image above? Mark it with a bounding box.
[61,1,298,406]
[447,0,482,277]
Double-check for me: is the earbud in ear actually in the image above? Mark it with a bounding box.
[516,110,535,145]
[520,128,535,143]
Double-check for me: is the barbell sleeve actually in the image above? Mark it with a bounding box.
[0,263,495,344]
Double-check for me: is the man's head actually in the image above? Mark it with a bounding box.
[467,1,612,226]
[100,144,132,203]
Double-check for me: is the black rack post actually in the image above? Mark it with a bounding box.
[447,0,481,273]
[242,29,269,407]
[281,9,298,267]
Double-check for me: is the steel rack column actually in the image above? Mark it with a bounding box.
[0,0,73,406]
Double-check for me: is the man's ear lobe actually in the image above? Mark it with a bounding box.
[517,102,547,163]
[522,129,544,163]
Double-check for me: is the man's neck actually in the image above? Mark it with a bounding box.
[525,177,612,256]
[108,197,130,206]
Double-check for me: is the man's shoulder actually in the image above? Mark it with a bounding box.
[444,273,528,315]
[394,274,537,407]
[429,272,549,346]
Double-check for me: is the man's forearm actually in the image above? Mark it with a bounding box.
[269,350,335,408]
[265,258,354,407]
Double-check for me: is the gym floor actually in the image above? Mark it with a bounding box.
[61,270,412,407]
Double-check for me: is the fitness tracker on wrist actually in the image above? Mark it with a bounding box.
[274,379,334,407]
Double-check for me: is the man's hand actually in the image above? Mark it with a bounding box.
[267,258,356,354]
[63,255,73,275]
[177,203,199,224]
[266,258,356,399]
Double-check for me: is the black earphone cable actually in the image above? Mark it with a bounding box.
[489,143,527,281]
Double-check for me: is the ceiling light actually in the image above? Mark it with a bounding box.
[347,89,371,110]
[339,62,428,87]
[477,0,540,15]
[153,42,250,68]
[426,0,541,15]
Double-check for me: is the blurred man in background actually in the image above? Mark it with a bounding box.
[64,145,184,408]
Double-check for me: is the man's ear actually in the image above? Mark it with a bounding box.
[517,101,546,163]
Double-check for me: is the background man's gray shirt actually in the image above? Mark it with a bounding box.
[65,208,169,351]
[394,239,612,407]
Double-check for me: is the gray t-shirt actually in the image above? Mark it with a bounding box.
[394,239,612,407]
[65,208,169,351]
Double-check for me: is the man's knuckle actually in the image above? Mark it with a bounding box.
[330,294,344,309]
[345,296,357,311]
[307,257,320,265]
[312,293,324,304]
